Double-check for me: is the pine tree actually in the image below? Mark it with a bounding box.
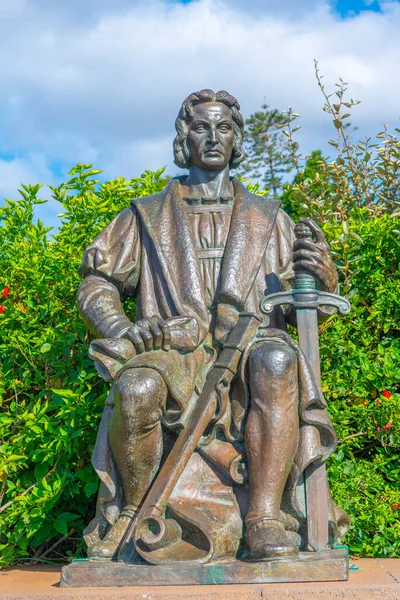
[239,104,293,198]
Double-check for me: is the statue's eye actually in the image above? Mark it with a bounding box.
[194,124,206,133]
[218,125,230,132]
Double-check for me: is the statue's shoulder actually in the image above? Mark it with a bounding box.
[233,180,281,222]
[130,178,180,217]
[250,191,281,209]
[232,181,296,239]
[130,187,166,210]
[276,205,295,227]
[130,184,171,228]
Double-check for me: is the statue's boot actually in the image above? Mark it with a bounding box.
[245,518,299,561]
[87,507,137,560]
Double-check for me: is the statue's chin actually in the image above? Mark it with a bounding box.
[195,157,229,171]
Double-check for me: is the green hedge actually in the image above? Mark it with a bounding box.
[0,164,399,567]
[321,213,400,556]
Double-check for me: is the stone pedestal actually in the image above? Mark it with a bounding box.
[60,549,348,588]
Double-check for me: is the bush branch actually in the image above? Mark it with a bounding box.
[339,431,366,443]
[0,461,59,514]
[33,530,74,563]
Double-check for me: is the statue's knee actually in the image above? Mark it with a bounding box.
[116,368,166,423]
[250,342,297,380]
[249,343,297,412]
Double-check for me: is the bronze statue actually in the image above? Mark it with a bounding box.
[76,90,350,569]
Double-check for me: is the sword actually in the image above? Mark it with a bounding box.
[260,221,350,552]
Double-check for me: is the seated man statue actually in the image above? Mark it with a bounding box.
[78,89,349,563]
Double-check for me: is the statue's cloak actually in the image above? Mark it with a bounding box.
[78,178,350,562]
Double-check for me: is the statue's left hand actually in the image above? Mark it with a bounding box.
[122,317,171,354]
[121,315,200,354]
[292,217,338,293]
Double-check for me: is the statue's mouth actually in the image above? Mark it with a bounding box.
[205,150,222,156]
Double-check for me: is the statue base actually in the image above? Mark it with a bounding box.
[60,549,348,587]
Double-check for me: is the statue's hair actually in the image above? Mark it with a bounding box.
[173,89,245,170]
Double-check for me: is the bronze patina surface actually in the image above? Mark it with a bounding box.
[64,89,351,584]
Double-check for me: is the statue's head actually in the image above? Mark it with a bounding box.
[173,89,245,172]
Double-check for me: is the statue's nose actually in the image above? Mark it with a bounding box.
[209,128,218,145]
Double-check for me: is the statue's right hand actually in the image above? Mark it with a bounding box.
[121,317,171,354]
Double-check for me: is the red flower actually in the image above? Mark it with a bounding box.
[383,421,392,431]
[49,281,54,286]
[376,424,381,432]
[0,304,4,313]
[392,504,400,510]
[361,400,367,406]
[383,390,391,399]
[1,286,9,298]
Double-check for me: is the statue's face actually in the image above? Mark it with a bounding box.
[187,102,235,171]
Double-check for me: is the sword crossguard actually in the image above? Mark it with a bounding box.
[260,289,351,316]
[260,220,351,318]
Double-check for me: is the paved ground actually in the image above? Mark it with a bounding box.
[0,559,399,600]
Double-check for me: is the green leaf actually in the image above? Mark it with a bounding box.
[58,512,81,522]
[53,520,68,535]
[40,343,51,353]
[51,389,78,399]
[34,462,49,480]
[348,231,363,243]
[5,454,26,463]
[335,449,345,463]
[84,481,99,498]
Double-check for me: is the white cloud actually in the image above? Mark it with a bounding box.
[0,0,399,224]
[0,153,62,228]
[0,154,51,199]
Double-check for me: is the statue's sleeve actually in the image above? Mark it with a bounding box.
[276,209,296,292]
[77,206,140,339]
[275,210,297,326]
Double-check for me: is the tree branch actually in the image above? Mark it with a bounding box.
[32,530,74,564]
[0,461,59,514]
[339,431,366,443]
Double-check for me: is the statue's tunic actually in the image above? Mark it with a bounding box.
[184,196,233,312]
[78,178,349,558]
[78,178,294,418]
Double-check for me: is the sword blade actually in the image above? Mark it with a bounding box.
[297,308,329,552]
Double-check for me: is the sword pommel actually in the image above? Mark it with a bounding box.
[294,221,313,240]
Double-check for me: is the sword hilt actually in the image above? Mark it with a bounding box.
[260,219,351,317]
[293,221,316,292]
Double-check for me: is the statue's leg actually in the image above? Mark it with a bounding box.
[245,340,300,561]
[89,367,167,558]
[109,367,167,508]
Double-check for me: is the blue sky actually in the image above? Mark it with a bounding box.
[0,0,399,229]
[335,0,382,16]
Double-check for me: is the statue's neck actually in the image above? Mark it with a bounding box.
[182,165,234,199]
